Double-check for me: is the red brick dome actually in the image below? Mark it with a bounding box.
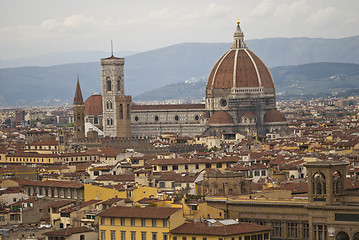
[206,49,274,90]
[206,22,274,91]
[264,109,286,123]
[85,94,103,116]
[208,111,234,125]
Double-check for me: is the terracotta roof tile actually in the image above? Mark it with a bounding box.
[132,104,205,111]
[98,206,181,219]
[208,111,234,125]
[44,227,93,236]
[170,221,271,235]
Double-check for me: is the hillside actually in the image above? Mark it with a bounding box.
[134,62,359,102]
[1,36,359,106]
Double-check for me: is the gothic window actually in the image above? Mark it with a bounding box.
[313,172,326,195]
[77,113,81,120]
[107,102,109,109]
[110,102,113,109]
[333,171,343,195]
[106,77,111,91]
[119,104,123,119]
[110,118,113,125]
[107,118,110,126]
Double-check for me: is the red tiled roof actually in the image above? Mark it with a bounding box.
[170,221,271,235]
[26,140,58,146]
[132,104,205,111]
[264,109,286,123]
[61,200,101,214]
[16,179,83,189]
[47,200,76,208]
[98,206,181,219]
[44,227,93,236]
[208,111,234,125]
[94,174,135,182]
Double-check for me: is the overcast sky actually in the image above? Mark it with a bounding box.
[1,0,358,59]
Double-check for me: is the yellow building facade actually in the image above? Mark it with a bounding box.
[84,183,158,202]
[4,153,59,164]
[98,206,185,240]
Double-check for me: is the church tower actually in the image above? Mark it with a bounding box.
[73,77,85,141]
[101,53,131,137]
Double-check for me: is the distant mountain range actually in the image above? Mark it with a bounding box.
[134,62,359,102]
[1,36,359,106]
[0,50,137,69]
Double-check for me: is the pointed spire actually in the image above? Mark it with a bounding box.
[74,75,84,105]
[231,19,247,49]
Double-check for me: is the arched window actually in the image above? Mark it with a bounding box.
[313,172,326,195]
[107,118,110,125]
[110,118,113,125]
[333,171,343,195]
[106,77,111,91]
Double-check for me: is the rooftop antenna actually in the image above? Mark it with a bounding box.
[111,40,114,57]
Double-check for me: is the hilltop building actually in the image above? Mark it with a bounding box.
[74,21,288,140]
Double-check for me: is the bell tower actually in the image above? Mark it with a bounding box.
[101,45,131,138]
[73,77,85,141]
[101,54,125,137]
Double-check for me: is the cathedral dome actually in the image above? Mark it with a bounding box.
[85,94,103,116]
[208,111,234,125]
[264,109,286,123]
[206,22,274,91]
